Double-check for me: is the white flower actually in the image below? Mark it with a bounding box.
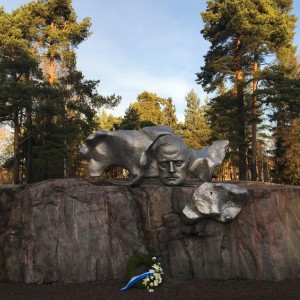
[153,280,158,286]
[148,289,154,293]
[153,265,160,272]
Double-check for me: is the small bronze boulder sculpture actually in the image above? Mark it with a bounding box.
[80,126,229,186]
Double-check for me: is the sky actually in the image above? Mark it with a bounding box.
[2,0,300,122]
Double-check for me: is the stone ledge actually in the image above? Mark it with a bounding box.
[0,179,299,283]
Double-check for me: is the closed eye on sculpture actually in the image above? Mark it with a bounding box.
[159,162,168,168]
[174,161,184,167]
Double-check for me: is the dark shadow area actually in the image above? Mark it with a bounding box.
[1,279,300,300]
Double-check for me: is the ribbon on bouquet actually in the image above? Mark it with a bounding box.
[119,269,155,292]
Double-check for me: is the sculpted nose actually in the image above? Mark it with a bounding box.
[168,162,175,173]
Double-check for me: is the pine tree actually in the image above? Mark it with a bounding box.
[182,89,211,149]
[279,117,300,185]
[17,0,92,86]
[163,97,178,129]
[119,106,141,130]
[261,56,300,184]
[132,91,167,126]
[0,7,42,183]
[0,1,121,182]
[197,0,296,181]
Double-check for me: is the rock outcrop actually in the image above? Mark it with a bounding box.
[0,179,299,283]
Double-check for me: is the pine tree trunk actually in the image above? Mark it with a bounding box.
[13,111,20,184]
[235,36,247,180]
[49,22,55,86]
[49,52,55,86]
[251,55,259,181]
[26,109,33,183]
[263,160,270,182]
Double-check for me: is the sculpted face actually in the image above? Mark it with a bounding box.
[156,143,189,186]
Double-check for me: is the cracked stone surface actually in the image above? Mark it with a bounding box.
[1,179,300,283]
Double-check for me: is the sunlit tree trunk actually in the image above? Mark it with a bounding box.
[49,22,55,86]
[49,52,55,86]
[251,53,259,181]
[235,36,247,180]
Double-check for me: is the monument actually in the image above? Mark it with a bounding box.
[0,126,299,283]
[80,125,229,186]
[80,125,249,223]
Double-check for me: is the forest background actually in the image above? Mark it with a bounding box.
[0,0,300,185]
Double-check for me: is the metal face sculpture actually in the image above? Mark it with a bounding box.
[152,135,190,186]
[80,126,229,186]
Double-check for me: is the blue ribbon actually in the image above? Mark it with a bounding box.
[119,269,155,292]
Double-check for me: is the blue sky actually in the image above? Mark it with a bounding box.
[2,0,300,122]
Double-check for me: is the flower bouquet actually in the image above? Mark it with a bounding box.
[141,257,164,293]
